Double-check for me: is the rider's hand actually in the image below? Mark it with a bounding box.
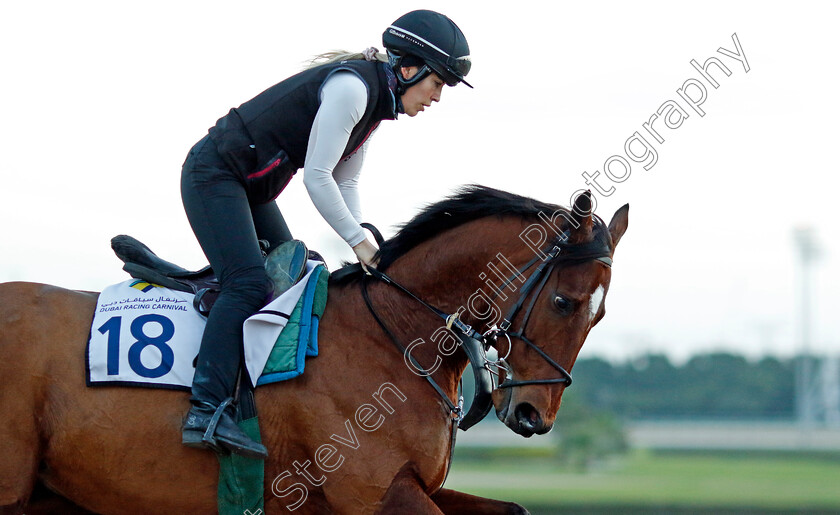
[352,238,379,272]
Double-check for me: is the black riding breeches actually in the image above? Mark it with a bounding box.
[181,135,292,405]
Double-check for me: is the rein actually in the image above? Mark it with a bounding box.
[360,271,466,420]
[358,223,476,426]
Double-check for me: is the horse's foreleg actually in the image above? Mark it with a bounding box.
[0,410,39,514]
[375,463,443,515]
[431,488,529,515]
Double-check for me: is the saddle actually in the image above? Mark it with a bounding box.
[110,235,324,317]
[111,235,221,316]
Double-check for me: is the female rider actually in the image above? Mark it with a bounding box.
[179,10,472,459]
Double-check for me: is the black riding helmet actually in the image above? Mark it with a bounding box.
[382,10,472,91]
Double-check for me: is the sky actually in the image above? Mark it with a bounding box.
[1,0,838,363]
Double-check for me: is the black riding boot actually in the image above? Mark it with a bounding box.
[182,397,268,460]
[183,329,267,460]
[180,241,306,460]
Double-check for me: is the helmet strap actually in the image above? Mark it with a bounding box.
[399,65,432,88]
[387,51,432,96]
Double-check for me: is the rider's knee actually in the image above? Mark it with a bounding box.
[222,267,273,309]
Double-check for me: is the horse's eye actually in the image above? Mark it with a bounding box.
[553,295,574,316]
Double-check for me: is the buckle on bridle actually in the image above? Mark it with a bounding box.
[450,395,465,423]
[446,312,473,336]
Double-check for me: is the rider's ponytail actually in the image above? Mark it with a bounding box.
[304,48,388,70]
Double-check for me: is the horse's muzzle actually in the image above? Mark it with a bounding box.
[494,389,553,437]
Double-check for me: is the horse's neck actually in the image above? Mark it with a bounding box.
[387,218,533,312]
[377,218,534,382]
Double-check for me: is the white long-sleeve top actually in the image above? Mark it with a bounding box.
[302,71,375,248]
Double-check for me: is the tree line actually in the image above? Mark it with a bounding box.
[565,352,803,420]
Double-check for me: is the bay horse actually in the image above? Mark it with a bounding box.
[0,185,628,514]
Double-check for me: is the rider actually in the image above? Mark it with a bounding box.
[179,10,472,459]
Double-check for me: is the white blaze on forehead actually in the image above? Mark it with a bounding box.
[588,285,605,322]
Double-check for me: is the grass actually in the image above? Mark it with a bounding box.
[445,448,840,513]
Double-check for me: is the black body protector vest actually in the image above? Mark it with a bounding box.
[208,60,396,203]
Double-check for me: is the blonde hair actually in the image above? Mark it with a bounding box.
[304,49,388,70]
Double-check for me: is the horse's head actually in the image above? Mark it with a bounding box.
[490,192,629,437]
[359,185,628,437]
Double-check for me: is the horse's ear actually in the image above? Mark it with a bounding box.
[570,190,594,242]
[608,204,629,249]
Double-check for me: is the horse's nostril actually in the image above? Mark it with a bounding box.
[514,402,541,431]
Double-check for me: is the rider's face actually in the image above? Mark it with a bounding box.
[399,67,444,117]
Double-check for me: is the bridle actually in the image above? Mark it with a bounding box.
[357,222,614,426]
[485,232,613,389]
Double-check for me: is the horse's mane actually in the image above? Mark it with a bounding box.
[374,184,565,271]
